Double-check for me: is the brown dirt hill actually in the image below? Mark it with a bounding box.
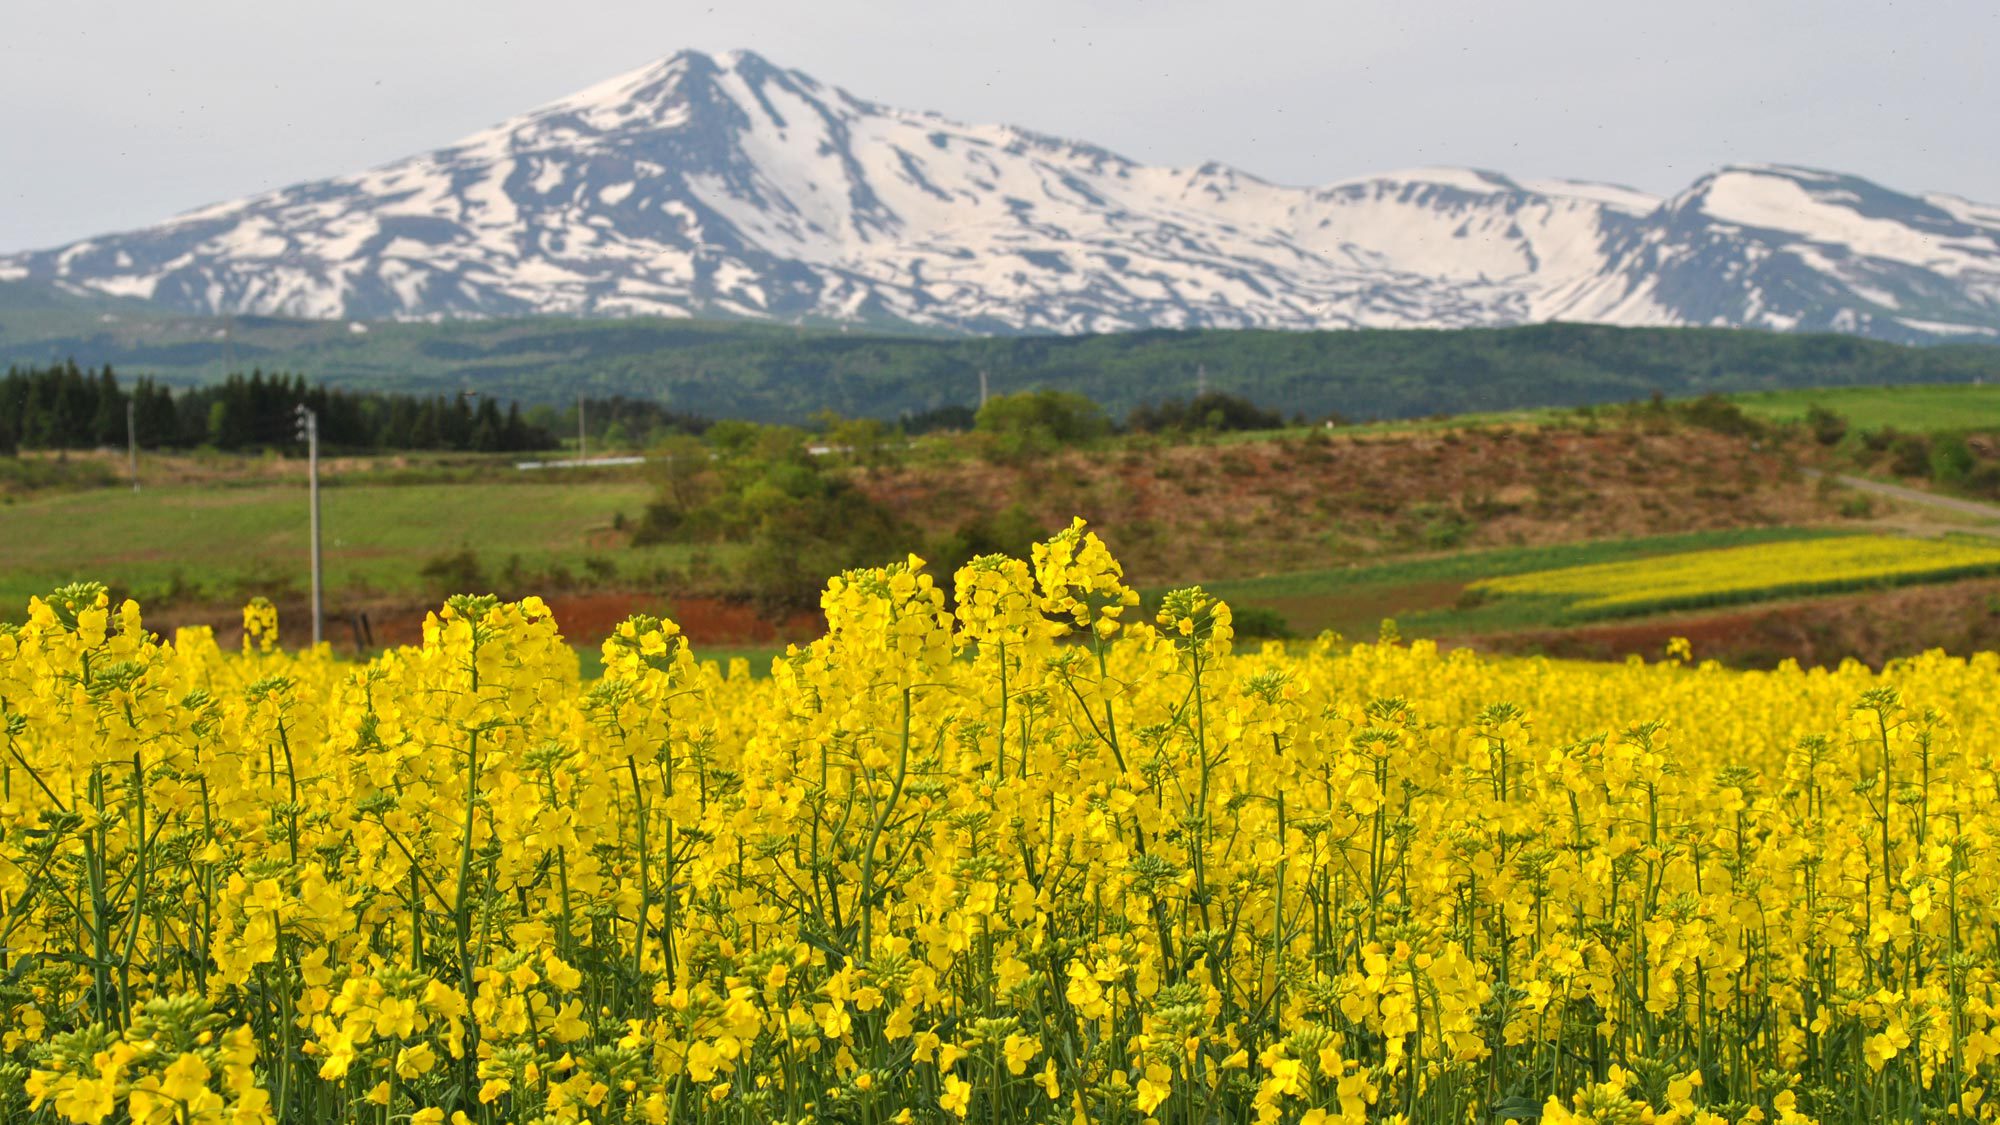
[858,426,1845,586]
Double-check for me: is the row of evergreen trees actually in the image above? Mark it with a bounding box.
[0,362,559,454]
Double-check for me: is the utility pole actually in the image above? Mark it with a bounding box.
[294,404,324,646]
[125,396,139,492]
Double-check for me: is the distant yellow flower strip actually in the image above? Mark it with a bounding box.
[1471,533,2000,617]
[5,518,2000,1123]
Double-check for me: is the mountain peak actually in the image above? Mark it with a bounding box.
[1713,161,1835,179]
[717,47,789,75]
[3,50,1997,343]
[1316,166,1524,195]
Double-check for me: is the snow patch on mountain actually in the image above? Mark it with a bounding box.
[4,49,2000,343]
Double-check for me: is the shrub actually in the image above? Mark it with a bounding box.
[1930,433,1976,484]
[1127,392,1285,434]
[1806,404,1849,446]
[418,546,486,593]
[1890,434,1933,478]
[1228,603,1294,638]
[974,389,1111,451]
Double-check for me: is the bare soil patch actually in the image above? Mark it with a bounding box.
[859,426,1844,586]
[1470,577,2000,669]
[143,591,820,654]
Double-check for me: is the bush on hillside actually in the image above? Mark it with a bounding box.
[1891,434,1933,478]
[974,390,1111,456]
[1807,404,1849,446]
[1127,392,1285,434]
[972,390,1112,442]
[632,422,911,611]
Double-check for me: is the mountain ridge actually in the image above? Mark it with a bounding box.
[4,49,1998,343]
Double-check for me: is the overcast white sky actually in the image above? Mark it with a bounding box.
[4,0,1993,252]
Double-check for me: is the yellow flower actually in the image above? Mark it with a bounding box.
[160,1052,212,1104]
[551,999,590,1042]
[940,1074,973,1118]
[1003,1032,1039,1075]
[1034,1059,1061,1100]
[9,538,2000,1125]
[396,1043,438,1078]
[1135,1061,1174,1114]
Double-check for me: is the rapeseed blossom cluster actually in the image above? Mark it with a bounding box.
[5,520,2000,1124]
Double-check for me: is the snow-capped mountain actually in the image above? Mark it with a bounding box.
[4,49,1998,342]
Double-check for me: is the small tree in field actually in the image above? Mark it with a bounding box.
[974,390,1110,459]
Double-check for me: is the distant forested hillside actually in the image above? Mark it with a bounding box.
[3,282,1994,423]
[0,361,559,453]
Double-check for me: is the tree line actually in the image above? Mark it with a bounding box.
[0,361,560,454]
[117,320,1984,425]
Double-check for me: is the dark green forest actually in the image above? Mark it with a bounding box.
[0,362,558,453]
[341,321,2000,423]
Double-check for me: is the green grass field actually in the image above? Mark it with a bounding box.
[1203,526,1849,637]
[1319,383,2000,441]
[1729,383,2000,433]
[0,477,717,615]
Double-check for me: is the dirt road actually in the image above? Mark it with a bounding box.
[1806,470,2000,523]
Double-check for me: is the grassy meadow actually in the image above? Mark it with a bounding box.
[1327,382,2000,439]
[1729,381,2000,432]
[0,473,706,612]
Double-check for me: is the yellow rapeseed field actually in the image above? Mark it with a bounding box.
[5,519,2000,1124]
[1470,533,2000,617]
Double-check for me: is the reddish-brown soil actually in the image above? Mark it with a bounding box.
[145,577,2000,671]
[143,591,821,654]
[1469,577,2000,668]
